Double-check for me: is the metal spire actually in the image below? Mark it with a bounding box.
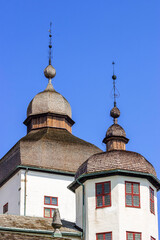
[112,62,119,107]
[110,62,120,124]
[49,22,52,65]
[44,22,56,82]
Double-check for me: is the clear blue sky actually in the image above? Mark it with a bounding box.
[0,0,160,235]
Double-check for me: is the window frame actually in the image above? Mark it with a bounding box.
[151,237,156,240]
[125,181,140,208]
[3,203,8,214]
[96,231,112,240]
[126,231,142,240]
[96,181,111,209]
[44,196,58,206]
[149,187,155,214]
[44,207,55,218]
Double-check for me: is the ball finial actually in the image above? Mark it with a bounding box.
[44,65,56,79]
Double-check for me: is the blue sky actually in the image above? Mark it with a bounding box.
[0,0,160,235]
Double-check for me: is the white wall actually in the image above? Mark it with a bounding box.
[0,172,21,215]
[20,170,75,222]
[76,175,159,240]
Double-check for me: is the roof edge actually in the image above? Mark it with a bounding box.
[0,226,82,237]
[68,169,160,192]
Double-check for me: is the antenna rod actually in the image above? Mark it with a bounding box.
[112,62,117,107]
[49,22,52,65]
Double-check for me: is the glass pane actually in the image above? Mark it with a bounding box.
[126,195,132,206]
[150,202,154,212]
[45,196,50,204]
[133,195,139,207]
[135,233,141,240]
[97,196,103,207]
[97,184,102,195]
[105,233,111,240]
[52,197,57,205]
[97,234,103,240]
[51,209,55,217]
[127,233,133,240]
[104,195,110,206]
[133,183,139,194]
[44,208,50,217]
[104,182,110,194]
[126,183,132,193]
[150,189,154,200]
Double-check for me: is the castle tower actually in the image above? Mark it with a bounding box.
[69,65,160,240]
[0,26,101,221]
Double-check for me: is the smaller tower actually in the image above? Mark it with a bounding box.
[69,63,160,240]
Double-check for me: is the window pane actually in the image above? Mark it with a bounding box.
[97,234,103,240]
[126,195,132,206]
[45,197,50,204]
[135,233,141,240]
[150,202,154,213]
[150,189,154,200]
[105,233,111,240]
[51,209,55,217]
[133,195,139,207]
[126,183,132,193]
[104,182,110,194]
[44,208,50,217]
[97,196,103,207]
[52,197,57,205]
[127,233,133,240]
[133,183,139,194]
[104,195,111,206]
[97,184,102,195]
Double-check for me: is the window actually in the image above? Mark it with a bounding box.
[126,232,141,240]
[44,196,58,206]
[44,208,55,218]
[96,232,112,240]
[3,203,8,214]
[151,237,156,240]
[150,187,155,214]
[96,181,111,208]
[125,182,140,208]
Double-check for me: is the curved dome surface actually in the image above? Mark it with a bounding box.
[76,150,157,179]
[106,124,126,138]
[27,88,72,118]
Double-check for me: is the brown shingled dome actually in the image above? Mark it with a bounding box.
[106,124,126,138]
[27,88,72,118]
[75,150,157,179]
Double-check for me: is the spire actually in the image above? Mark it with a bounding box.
[44,22,56,85]
[49,22,52,65]
[102,62,129,151]
[110,62,120,124]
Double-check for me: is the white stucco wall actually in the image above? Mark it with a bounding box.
[76,175,159,240]
[0,172,21,215]
[20,170,75,222]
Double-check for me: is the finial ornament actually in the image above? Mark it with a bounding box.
[44,22,56,81]
[110,62,120,124]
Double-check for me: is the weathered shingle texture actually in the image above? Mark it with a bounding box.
[76,150,157,178]
[0,214,80,240]
[0,214,79,233]
[0,128,102,184]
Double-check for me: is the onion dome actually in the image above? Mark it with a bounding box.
[27,86,72,119]
[103,105,129,151]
